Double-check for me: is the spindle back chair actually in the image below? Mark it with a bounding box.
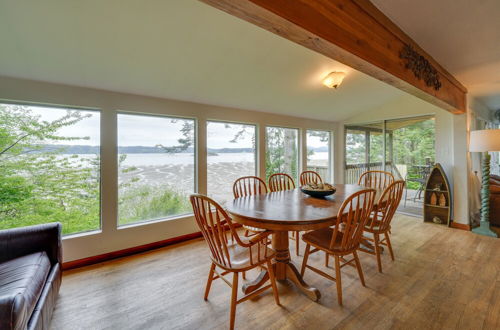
[233,176,268,237]
[268,173,295,192]
[299,170,323,186]
[233,176,268,198]
[268,173,302,254]
[190,194,280,329]
[358,170,394,190]
[300,188,376,305]
[361,180,405,272]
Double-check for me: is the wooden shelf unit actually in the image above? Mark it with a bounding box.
[423,163,452,226]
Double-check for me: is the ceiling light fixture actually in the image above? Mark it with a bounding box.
[322,71,346,89]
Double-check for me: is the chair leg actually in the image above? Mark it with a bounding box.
[204,263,216,300]
[325,253,329,268]
[334,255,342,306]
[374,234,383,273]
[384,232,395,261]
[242,271,246,280]
[229,272,239,330]
[267,260,280,306]
[353,250,365,287]
[415,186,423,202]
[301,244,311,276]
[244,230,250,237]
[295,231,300,256]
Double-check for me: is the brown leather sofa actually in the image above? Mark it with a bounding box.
[491,175,500,227]
[0,223,62,330]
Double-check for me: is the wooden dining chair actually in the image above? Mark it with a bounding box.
[299,170,323,186]
[233,176,268,237]
[190,194,280,330]
[360,180,405,273]
[268,173,295,192]
[268,173,303,255]
[300,188,376,305]
[233,176,268,198]
[358,170,394,190]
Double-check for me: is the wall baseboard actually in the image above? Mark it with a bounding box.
[63,222,476,270]
[62,231,203,270]
[450,222,471,231]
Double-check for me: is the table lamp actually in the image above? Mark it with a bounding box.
[469,129,500,237]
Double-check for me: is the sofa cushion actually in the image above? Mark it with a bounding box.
[0,252,51,330]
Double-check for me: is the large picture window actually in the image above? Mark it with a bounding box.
[266,126,299,182]
[207,121,256,204]
[306,130,331,182]
[117,113,195,225]
[0,103,101,235]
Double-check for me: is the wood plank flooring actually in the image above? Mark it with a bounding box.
[50,215,500,330]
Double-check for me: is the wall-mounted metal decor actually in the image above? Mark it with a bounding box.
[399,44,442,90]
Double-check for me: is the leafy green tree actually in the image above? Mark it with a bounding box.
[0,105,100,234]
[265,127,298,180]
[392,119,435,166]
[345,130,366,164]
[156,120,194,153]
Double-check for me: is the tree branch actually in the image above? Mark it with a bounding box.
[0,133,30,156]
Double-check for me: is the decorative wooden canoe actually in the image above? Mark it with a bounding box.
[423,163,452,226]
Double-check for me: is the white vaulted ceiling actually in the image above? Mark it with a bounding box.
[0,0,405,121]
[372,0,500,112]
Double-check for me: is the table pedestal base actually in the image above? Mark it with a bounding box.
[242,231,320,302]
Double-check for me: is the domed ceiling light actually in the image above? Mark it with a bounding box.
[322,71,346,89]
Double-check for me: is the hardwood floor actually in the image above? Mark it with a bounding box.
[51,215,500,330]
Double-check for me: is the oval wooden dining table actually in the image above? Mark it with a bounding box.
[226,184,382,302]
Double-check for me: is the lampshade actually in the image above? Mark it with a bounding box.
[322,72,345,89]
[469,129,500,152]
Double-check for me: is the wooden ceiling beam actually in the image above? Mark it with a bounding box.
[200,0,467,114]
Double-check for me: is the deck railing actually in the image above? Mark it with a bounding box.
[306,163,404,184]
[345,161,403,184]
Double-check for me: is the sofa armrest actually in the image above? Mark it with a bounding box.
[0,223,61,266]
[491,185,500,194]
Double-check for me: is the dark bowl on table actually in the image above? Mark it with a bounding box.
[300,187,336,198]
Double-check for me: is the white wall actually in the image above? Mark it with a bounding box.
[342,94,469,224]
[0,76,338,262]
[0,75,472,262]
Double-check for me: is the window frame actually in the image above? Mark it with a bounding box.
[0,101,103,236]
[116,111,198,227]
[206,120,258,203]
[306,129,333,182]
[265,125,301,182]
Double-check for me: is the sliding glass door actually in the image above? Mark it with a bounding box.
[386,116,435,215]
[344,122,384,184]
[345,116,435,216]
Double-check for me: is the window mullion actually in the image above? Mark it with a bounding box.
[101,109,118,234]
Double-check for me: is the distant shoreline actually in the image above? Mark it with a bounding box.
[33,144,329,154]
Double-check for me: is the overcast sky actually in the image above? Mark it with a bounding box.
[22,105,326,148]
